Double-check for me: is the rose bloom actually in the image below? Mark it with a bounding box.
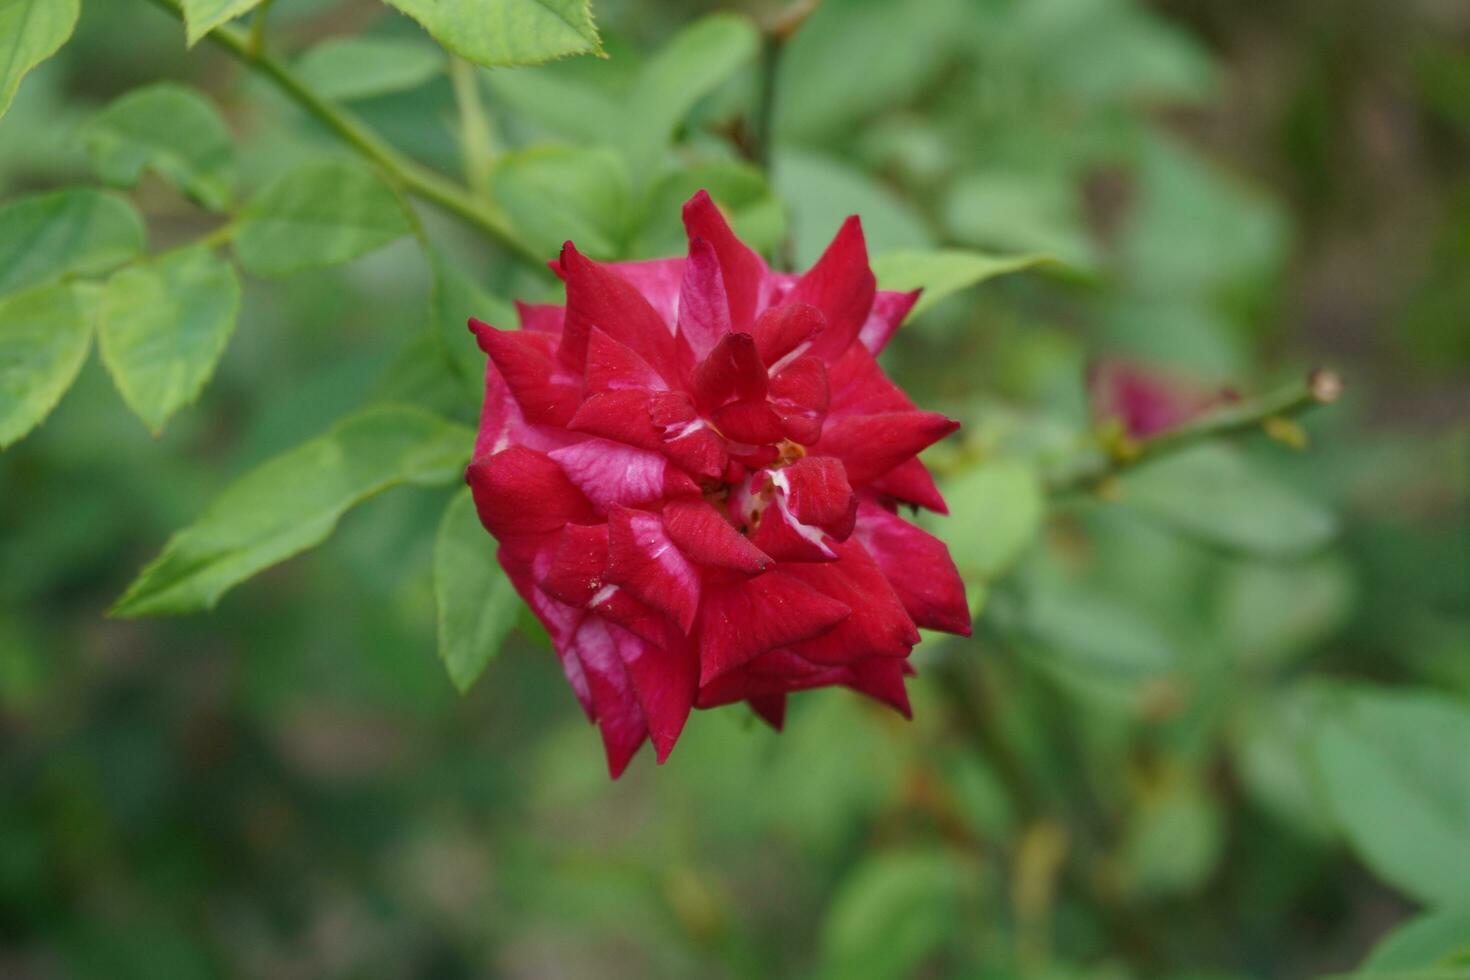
[467,191,969,777]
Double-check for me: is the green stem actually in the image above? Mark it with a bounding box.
[246,0,272,56]
[142,0,540,265]
[1044,368,1343,495]
[449,57,496,200]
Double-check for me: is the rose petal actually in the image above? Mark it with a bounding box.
[696,572,850,684]
[789,216,876,362]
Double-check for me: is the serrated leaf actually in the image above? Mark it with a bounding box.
[1121,445,1336,558]
[295,36,446,102]
[97,246,241,435]
[233,160,413,277]
[180,0,266,47]
[0,280,95,448]
[434,488,520,692]
[490,145,629,259]
[0,188,146,297]
[0,0,79,122]
[1313,690,1470,907]
[381,0,603,68]
[111,405,473,616]
[871,248,1054,319]
[428,247,513,399]
[83,83,235,211]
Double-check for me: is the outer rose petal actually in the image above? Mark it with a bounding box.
[748,694,787,730]
[696,572,850,684]
[550,439,699,513]
[608,623,696,764]
[574,617,650,778]
[516,301,565,335]
[501,558,593,719]
[828,343,916,417]
[783,538,920,664]
[468,447,595,538]
[853,501,970,635]
[538,522,611,607]
[790,216,877,362]
[607,505,702,634]
[608,257,685,329]
[585,327,666,393]
[676,237,732,361]
[470,320,580,427]
[857,289,921,354]
[816,412,960,486]
[683,190,768,331]
[559,243,685,384]
[660,498,771,574]
[845,656,913,718]
[868,457,949,513]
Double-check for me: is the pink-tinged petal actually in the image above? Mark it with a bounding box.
[749,502,839,563]
[868,457,948,513]
[500,558,594,719]
[695,649,848,707]
[467,447,596,538]
[537,522,611,608]
[558,243,685,384]
[816,412,960,486]
[845,656,912,718]
[475,357,515,458]
[769,355,830,445]
[753,302,825,367]
[857,289,920,354]
[607,505,702,634]
[696,572,850,684]
[569,391,662,452]
[748,694,786,731]
[783,539,920,664]
[682,190,768,331]
[585,327,666,393]
[1088,358,1227,440]
[470,320,580,427]
[550,439,699,513]
[789,216,877,362]
[573,617,649,778]
[608,257,685,328]
[516,301,565,335]
[650,391,728,482]
[828,343,915,417]
[692,331,768,414]
[711,398,785,445]
[661,498,771,574]
[781,456,858,539]
[676,238,732,361]
[612,627,697,763]
[853,501,970,635]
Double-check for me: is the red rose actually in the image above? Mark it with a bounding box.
[467,191,970,777]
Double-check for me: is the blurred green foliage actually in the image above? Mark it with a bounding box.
[1,0,1468,978]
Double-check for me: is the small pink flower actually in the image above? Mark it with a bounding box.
[1088,358,1232,440]
[467,191,969,776]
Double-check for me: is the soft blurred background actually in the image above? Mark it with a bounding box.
[2,0,1467,977]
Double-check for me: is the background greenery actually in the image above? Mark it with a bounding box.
[1,0,1467,977]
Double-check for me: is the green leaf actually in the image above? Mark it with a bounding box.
[775,148,933,267]
[1314,689,1470,907]
[490,145,630,259]
[434,488,520,693]
[233,160,413,277]
[381,0,603,68]
[1119,767,1223,898]
[180,0,266,47]
[871,248,1054,319]
[0,188,146,297]
[1215,556,1355,670]
[1121,446,1336,558]
[943,170,1098,273]
[818,850,970,980]
[97,246,241,435]
[0,280,96,448]
[634,163,784,257]
[428,247,513,399]
[1361,908,1470,973]
[83,83,235,212]
[616,13,758,174]
[294,37,446,102]
[112,405,473,616]
[0,0,79,122]
[933,459,1045,582]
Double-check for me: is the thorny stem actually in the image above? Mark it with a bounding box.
[142,0,542,265]
[1044,368,1344,495]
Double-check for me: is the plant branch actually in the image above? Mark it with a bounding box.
[247,0,273,56]
[1045,368,1343,495]
[143,0,541,265]
[449,57,496,200]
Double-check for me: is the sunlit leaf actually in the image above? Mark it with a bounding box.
[295,36,446,102]
[0,0,79,122]
[233,160,413,277]
[490,145,629,259]
[871,248,1053,318]
[381,0,603,68]
[0,280,95,448]
[83,82,235,211]
[434,488,521,693]
[97,246,241,435]
[112,405,473,616]
[0,188,146,297]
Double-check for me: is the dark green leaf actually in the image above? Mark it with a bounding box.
[233,160,414,277]
[112,405,473,616]
[0,0,79,121]
[0,280,96,448]
[1314,690,1470,907]
[818,850,970,980]
[381,0,603,68]
[0,188,146,297]
[871,248,1054,319]
[434,488,520,692]
[83,83,235,211]
[295,37,446,102]
[180,0,266,47]
[97,245,241,435]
